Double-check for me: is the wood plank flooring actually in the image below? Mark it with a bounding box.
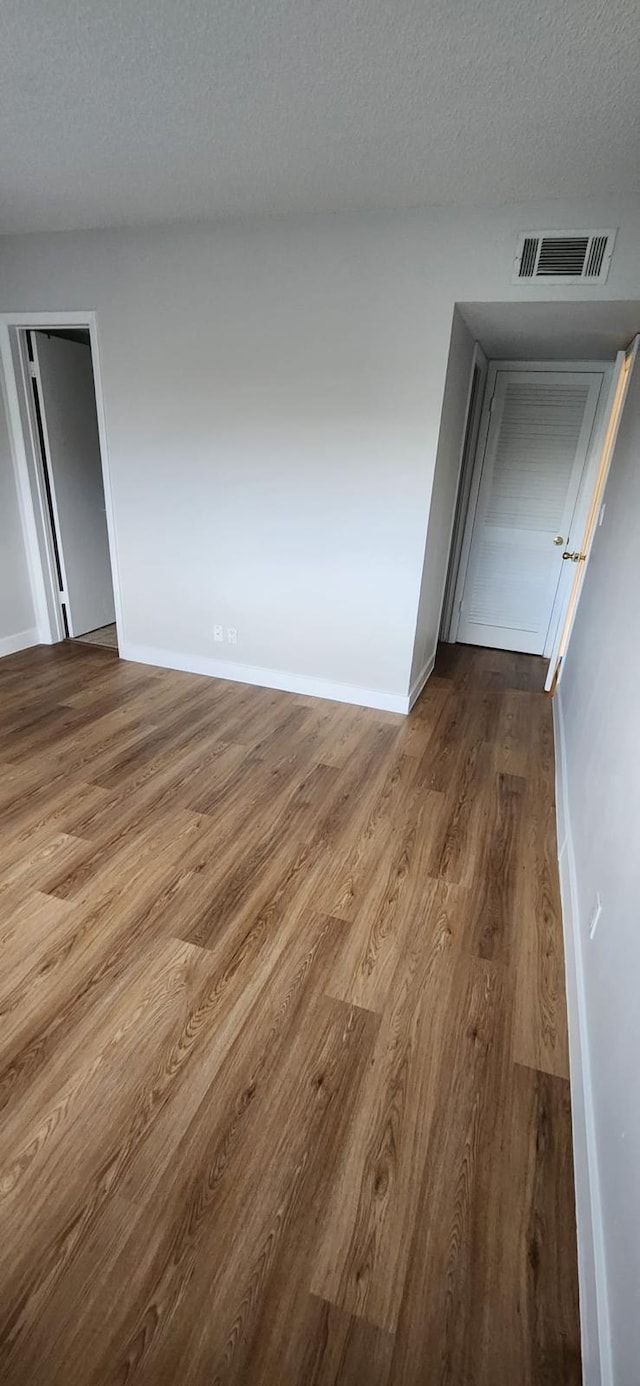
[0,640,580,1384]
[73,623,119,650]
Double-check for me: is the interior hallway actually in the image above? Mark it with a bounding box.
[0,640,579,1384]
[73,623,118,650]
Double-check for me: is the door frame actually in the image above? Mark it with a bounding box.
[0,310,123,648]
[440,342,488,641]
[447,357,612,650]
[546,335,639,690]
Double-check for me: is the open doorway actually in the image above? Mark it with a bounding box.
[437,300,640,690]
[1,314,120,655]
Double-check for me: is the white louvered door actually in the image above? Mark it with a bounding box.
[457,370,603,654]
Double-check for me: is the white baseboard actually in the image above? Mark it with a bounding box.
[553,695,612,1386]
[0,627,39,659]
[407,649,436,710]
[119,641,410,715]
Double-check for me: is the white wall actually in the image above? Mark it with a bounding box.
[0,383,36,654]
[1,197,639,703]
[556,364,640,1385]
[408,306,475,689]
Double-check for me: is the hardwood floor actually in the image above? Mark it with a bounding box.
[0,640,580,1384]
[73,623,118,650]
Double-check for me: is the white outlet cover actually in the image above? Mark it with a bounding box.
[227,627,237,644]
[214,625,223,642]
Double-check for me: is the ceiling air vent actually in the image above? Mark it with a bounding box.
[513,229,616,285]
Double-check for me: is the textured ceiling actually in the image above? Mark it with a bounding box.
[1,0,639,234]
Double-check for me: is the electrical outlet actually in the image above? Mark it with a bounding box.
[589,892,602,940]
[227,627,237,645]
[214,625,224,643]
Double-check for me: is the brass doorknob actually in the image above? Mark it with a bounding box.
[553,535,564,545]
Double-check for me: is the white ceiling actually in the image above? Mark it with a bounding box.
[459,301,640,361]
[1,0,639,234]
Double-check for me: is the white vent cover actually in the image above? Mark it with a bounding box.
[513,229,616,285]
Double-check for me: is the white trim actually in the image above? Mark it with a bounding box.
[448,359,495,644]
[407,650,436,710]
[0,627,39,659]
[18,330,67,641]
[0,325,53,640]
[543,362,614,664]
[478,357,613,375]
[548,336,639,693]
[441,341,488,642]
[553,694,612,1386]
[0,311,124,651]
[87,316,125,646]
[119,641,410,714]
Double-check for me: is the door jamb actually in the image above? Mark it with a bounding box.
[0,311,123,648]
[440,342,488,642]
[546,335,639,691]
[10,328,66,642]
[542,362,613,659]
[447,357,612,650]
